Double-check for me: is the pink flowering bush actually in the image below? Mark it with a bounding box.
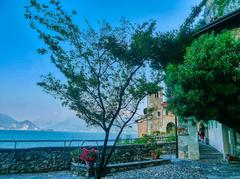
[80,148,98,163]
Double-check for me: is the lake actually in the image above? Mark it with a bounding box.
[0,130,137,149]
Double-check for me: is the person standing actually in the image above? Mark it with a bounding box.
[198,125,205,143]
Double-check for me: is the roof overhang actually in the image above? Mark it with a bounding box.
[193,8,240,37]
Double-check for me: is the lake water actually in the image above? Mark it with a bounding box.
[0,130,137,149]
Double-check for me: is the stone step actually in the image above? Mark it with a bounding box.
[199,150,220,153]
[200,152,221,155]
[200,151,222,155]
[199,146,219,150]
[199,149,221,153]
[200,152,223,156]
[199,144,223,160]
[199,148,218,151]
[199,145,220,151]
[200,155,223,159]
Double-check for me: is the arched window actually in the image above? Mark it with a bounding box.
[166,122,175,133]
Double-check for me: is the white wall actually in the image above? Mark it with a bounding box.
[208,120,224,153]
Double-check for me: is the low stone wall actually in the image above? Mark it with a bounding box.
[0,142,175,174]
[0,147,71,174]
[109,142,176,163]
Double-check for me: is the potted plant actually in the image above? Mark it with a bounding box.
[71,148,81,163]
[80,148,99,168]
[150,147,161,160]
[226,154,239,163]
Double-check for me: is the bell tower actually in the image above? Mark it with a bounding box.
[147,91,164,133]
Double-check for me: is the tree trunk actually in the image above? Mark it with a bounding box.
[103,125,126,169]
[97,130,110,179]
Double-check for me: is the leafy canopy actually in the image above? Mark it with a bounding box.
[166,31,240,133]
[149,0,207,69]
[25,0,162,131]
[25,1,162,176]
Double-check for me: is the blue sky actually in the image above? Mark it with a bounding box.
[0,0,201,131]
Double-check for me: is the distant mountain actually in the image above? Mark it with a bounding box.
[0,113,16,127]
[0,113,40,130]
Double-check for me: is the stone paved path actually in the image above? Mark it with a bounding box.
[108,159,240,179]
[179,160,240,179]
[108,162,207,179]
[1,159,240,179]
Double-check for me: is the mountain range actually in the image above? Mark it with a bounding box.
[0,113,40,130]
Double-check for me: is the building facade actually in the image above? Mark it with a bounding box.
[199,0,240,159]
[178,0,240,160]
[137,91,175,137]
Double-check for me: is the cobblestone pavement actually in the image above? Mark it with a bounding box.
[108,161,207,179]
[179,160,240,179]
[1,160,240,179]
[108,159,240,179]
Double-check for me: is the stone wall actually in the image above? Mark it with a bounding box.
[178,120,200,160]
[0,142,176,174]
[137,120,148,137]
[0,147,71,174]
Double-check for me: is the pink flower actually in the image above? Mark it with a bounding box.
[79,148,98,163]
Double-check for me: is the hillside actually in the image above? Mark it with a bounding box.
[0,113,40,130]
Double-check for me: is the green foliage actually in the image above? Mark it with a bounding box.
[143,107,155,115]
[71,148,80,158]
[25,0,162,130]
[166,31,240,133]
[25,0,162,176]
[166,135,176,142]
[149,0,207,69]
[194,18,207,30]
[143,108,148,114]
[133,137,148,145]
[149,31,182,69]
[117,134,158,145]
[215,0,230,16]
[71,148,81,162]
[141,134,157,144]
[134,133,159,145]
[117,135,133,145]
[153,147,162,156]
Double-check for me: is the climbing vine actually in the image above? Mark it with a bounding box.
[215,0,231,16]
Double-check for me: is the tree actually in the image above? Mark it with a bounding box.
[25,0,161,177]
[166,31,240,133]
[149,0,207,70]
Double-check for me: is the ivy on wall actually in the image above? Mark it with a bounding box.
[215,0,231,16]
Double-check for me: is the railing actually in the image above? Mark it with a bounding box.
[0,136,175,149]
[0,139,111,150]
[0,136,175,148]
